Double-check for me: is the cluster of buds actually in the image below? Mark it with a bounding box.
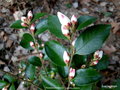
[21,11,33,27]
[69,68,75,80]
[63,51,70,65]
[57,12,77,38]
[91,50,103,65]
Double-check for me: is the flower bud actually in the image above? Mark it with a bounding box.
[39,52,43,58]
[69,68,75,79]
[21,17,27,22]
[30,41,34,47]
[63,51,70,65]
[92,60,99,65]
[30,24,35,32]
[21,23,28,27]
[27,11,33,20]
[57,12,71,27]
[61,25,70,37]
[94,50,103,60]
[72,38,77,46]
[71,15,77,24]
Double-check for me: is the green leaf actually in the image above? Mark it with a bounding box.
[73,68,102,86]
[4,74,16,83]
[72,84,93,90]
[0,80,8,89]
[45,40,66,66]
[77,15,97,30]
[48,15,67,39]
[28,56,42,66]
[41,75,64,90]
[9,83,15,90]
[10,20,26,29]
[31,13,46,23]
[20,33,34,50]
[72,54,87,68]
[35,18,48,35]
[25,64,35,80]
[92,55,109,70]
[57,66,69,78]
[75,24,111,55]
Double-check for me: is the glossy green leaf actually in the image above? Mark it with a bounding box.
[93,55,109,70]
[72,54,87,68]
[4,74,16,83]
[73,68,102,86]
[72,84,93,90]
[9,83,15,90]
[48,15,67,39]
[77,16,97,30]
[75,24,111,55]
[31,13,46,23]
[41,75,64,90]
[45,40,66,66]
[57,66,69,78]
[25,64,35,80]
[20,33,34,50]
[28,56,42,66]
[0,80,8,89]
[10,20,26,29]
[35,18,48,35]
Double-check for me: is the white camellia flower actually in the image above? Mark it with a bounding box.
[63,51,70,64]
[69,68,75,79]
[94,50,103,60]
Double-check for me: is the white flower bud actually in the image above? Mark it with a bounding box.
[57,12,71,26]
[69,68,75,79]
[27,11,33,19]
[71,15,77,24]
[94,50,103,60]
[30,24,35,32]
[63,51,70,65]
[21,23,28,27]
[72,38,77,46]
[39,52,43,58]
[21,17,27,22]
[92,60,99,65]
[61,25,70,36]
[30,41,34,47]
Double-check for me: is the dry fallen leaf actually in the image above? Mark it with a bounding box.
[111,21,120,34]
[102,45,116,55]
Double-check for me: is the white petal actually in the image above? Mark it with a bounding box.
[27,11,33,19]
[71,15,77,23]
[99,51,103,59]
[69,68,75,78]
[30,24,35,31]
[61,25,69,36]
[21,23,28,27]
[30,41,34,47]
[21,17,27,22]
[57,12,70,26]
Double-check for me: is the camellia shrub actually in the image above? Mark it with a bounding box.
[0,11,111,90]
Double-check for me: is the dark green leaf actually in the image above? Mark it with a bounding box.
[10,20,26,29]
[75,24,111,55]
[20,33,34,50]
[72,54,87,67]
[25,64,35,80]
[72,84,93,90]
[4,74,16,83]
[77,15,97,30]
[92,55,109,70]
[28,56,42,66]
[41,75,64,90]
[48,15,67,39]
[31,13,46,23]
[73,68,102,86]
[57,66,69,78]
[0,80,8,89]
[115,79,120,90]
[9,83,15,90]
[45,40,66,66]
[35,19,48,35]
